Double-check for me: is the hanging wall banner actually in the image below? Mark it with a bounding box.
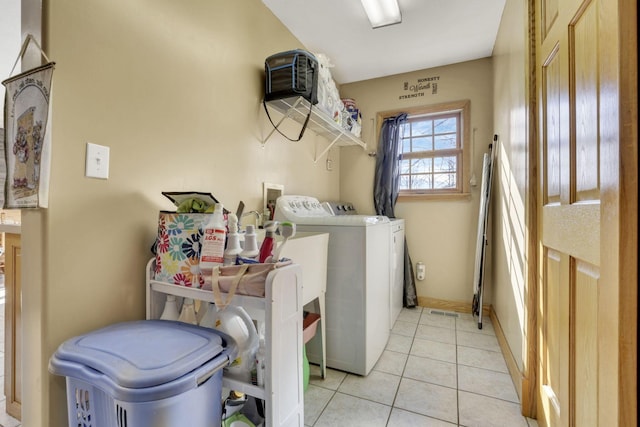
[2,62,55,208]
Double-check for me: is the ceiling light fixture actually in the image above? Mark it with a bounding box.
[360,0,402,28]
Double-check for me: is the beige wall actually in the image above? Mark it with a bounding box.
[20,1,341,425]
[491,0,528,373]
[0,0,20,217]
[340,59,494,304]
[0,0,21,129]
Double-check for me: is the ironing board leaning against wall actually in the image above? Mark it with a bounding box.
[471,135,497,329]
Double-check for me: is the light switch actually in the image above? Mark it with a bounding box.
[85,142,110,179]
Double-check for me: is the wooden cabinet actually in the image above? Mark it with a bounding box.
[4,232,21,420]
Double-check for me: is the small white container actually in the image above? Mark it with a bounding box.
[216,306,259,382]
[240,225,260,259]
[159,295,179,321]
[199,302,218,329]
[178,298,198,325]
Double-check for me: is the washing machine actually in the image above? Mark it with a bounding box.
[274,195,390,376]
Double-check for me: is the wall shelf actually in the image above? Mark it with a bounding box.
[263,96,366,162]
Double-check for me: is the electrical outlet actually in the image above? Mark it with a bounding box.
[85,142,110,179]
[326,158,333,171]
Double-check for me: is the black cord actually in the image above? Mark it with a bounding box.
[221,397,228,419]
[263,96,313,142]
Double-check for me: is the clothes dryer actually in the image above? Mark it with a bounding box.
[389,219,405,328]
[324,200,405,329]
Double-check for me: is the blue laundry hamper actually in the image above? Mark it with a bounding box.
[49,319,237,427]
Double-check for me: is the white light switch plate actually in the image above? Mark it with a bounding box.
[85,142,110,179]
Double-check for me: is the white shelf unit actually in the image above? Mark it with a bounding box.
[146,258,304,427]
[263,96,366,162]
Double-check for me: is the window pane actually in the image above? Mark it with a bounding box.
[411,120,432,136]
[411,174,432,189]
[434,117,457,133]
[400,175,411,189]
[412,137,432,152]
[411,158,432,173]
[400,159,411,174]
[434,173,456,189]
[434,156,457,172]
[434,134,457,150]
[402,139,411,153]
[394,105,465,195]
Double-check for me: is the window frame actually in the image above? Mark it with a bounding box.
[377,100,471,200]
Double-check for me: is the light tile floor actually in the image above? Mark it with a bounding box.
[304,307,539,427]
[0,288,539,427]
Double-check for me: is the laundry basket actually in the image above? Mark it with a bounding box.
[49,319,237,427]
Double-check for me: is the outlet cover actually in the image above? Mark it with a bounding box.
[85,142,110,179]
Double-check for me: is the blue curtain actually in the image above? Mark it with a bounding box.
[373,114,418,308]
[373,114,406,217]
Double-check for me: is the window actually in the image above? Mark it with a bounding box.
[383,100,470,198]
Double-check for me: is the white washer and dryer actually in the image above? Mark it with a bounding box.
[274,195,391,376]
[325,201,405,328]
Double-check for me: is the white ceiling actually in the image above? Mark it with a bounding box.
[262,0,507,84]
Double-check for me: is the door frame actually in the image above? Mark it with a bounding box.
[522,0,637,423]
[4,233,22,420]
[522,0,539,418]
[615,0,637,423]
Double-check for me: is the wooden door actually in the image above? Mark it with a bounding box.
[534,0,635,424]
[4,232,21,420]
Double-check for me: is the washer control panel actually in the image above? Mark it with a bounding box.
[275,195,332,219]
[322,201,358,215]
[274,195,389,225]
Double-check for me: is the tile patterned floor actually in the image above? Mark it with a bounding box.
[304,307,539,427]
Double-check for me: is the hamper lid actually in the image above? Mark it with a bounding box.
[50,320,228,389]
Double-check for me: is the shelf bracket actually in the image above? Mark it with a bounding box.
[314,133,341,163]
[261,97,304,147]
